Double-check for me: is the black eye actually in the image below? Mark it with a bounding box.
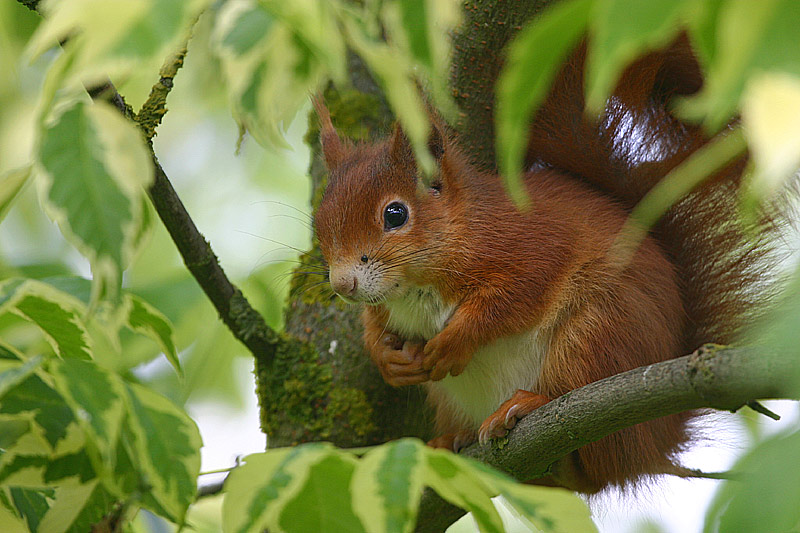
[383,202,408,230]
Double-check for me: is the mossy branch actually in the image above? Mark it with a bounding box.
[414,344,800,532]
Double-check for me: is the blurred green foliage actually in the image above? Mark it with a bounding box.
[0,0,798,532]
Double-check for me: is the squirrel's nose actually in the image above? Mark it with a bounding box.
[331,274,358,297]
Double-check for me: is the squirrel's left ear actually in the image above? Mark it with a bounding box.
[389,123,414,165]
[312,95,346,170]
[388,113,448,167]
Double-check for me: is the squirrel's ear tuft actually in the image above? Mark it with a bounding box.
[388,122,414,164]
[312,95,346,170]
[389,116,447,166]
[423,100,449,162]
[428,121,445,161]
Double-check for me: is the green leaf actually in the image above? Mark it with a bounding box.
[705,429,800,533]
[344,17,433,177]
[499,485,597,533]
[279,454,365,533]
[36,100,154,302]
[683,0,800,131]
[380,0,460,123]
[0,375,74,449]
[683,0,726,67]
[740,72,800,201]
[31,479,118,533]
[397,0,433,69]
[44,450,95,484]
[585,0,691,112]
[352,438,425,533]
[49,359,126,475]
[614,127,747,262]
[496,0,593,206]
[110,0,188,59]
[34,276,179,373]
[223,444,334,533]
[0,342,23,360]
[58,482,117,533]
[28,0,209,88]
[0,165,31,225]
[9,486,55,532]
[423,450,503,533]
[214,0,345,148]
[39,277,92,306]
[0,491,27,532]
[0,456,49,486]
[221,3,274,55]
[0,279,92,360]
[0,355,44,399]
[748,265,800,393]
[123,382,201,524]
[123,293,180,375]
[0,419,31,449]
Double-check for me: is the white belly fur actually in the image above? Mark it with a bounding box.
[384,286,548,430]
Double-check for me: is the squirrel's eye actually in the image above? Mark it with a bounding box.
[383,202,408,230]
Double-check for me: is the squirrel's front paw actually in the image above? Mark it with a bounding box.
[370,336,429,387]
[422,332,472,381]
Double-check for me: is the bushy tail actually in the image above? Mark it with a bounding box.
[525,35,787,350]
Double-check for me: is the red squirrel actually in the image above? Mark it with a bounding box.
[312,37,775,492]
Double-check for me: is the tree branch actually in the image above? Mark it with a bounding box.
[145,155,281,360]
[414,344,800,532]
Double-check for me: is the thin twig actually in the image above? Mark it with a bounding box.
[746,400,781,421]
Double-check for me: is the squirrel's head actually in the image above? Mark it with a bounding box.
[312,97,461,304]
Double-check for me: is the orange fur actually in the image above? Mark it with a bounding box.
[313,36,778,492]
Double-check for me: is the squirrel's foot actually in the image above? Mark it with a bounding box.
[478,390,550,444]
[427,430,477,453]
[372,335,429,387]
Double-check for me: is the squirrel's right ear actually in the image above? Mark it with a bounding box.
[312,95,346,170]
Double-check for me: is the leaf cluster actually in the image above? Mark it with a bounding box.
[1,0,799,532]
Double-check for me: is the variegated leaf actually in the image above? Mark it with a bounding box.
[36,100,153,302]
[123,382,201,524]
[49,359,126,476]
[352,438,425,533]
[223,444,339,533]
[123,293,180,375]
[422,449,503,533]
[0,279,91,360]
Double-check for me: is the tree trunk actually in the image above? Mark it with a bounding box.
[255,0,555,449]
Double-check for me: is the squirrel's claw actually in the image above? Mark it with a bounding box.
[478,390,550,444]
